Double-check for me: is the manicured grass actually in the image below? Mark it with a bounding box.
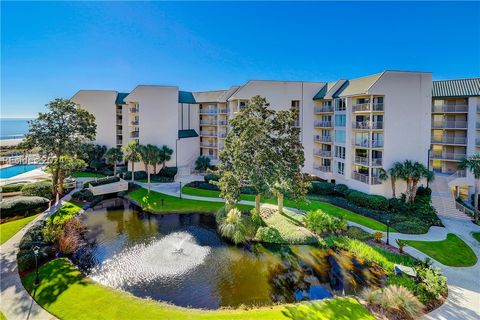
[23,258,374,320]
[182,186,392,232]
[472,232,480,243]
[405,233,477,267]
[49,202,83,224]
[72,171,106,178]
[264,209,317,244]
[0,214,40,245]
[129,188,252,214]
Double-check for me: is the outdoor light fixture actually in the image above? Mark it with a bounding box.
[386,220,391,246]
[179,181,182,199]
[33,245,40,287]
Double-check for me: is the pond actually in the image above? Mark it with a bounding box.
[75,204,385,310]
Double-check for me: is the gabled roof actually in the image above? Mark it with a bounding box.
[433,78,480,97]
[178,129,199,139]
[115,92,129,105]
[338,72,384,97]
[193,90,228,103]
[313,80,349,100]
[179,91,196,103]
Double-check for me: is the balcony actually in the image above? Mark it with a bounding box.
[130,131,139,138]
[371,158,383,166]
[131,120,139,126]
[116,130,122,135]
[314,135,332,143]
[431,120,468,129]
[200,142,218,148]
[430,152,467,161]
[352,139,384,148]
[314,149,332,157]
[313,164,331,173]
[432,104,468,113]
[354,156,369,166]
[200,120,217,126]
[200,131,217,137]
[116,119,123,125]
[130,107,139,113]
[351,172,382,185]
[199,109,218,115]
[314,106,333,113]
[314,121,332,128]
[352,121,383,130]
[373,103,384,111]
[218,108,229,114]
[431,136,467,145]
[352,103,370,112]
[116,110,122,116]
[218,120,228,126]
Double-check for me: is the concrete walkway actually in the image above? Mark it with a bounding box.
[0,190,80,320]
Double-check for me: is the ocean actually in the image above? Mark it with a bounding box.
[0,118,33,140]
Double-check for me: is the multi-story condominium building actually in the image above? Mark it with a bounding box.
[75,70,480,199]
[430,78,480,199]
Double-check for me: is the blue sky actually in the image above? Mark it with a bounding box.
[2,1,479,118]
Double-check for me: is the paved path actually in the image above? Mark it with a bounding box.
[0,190,80,320]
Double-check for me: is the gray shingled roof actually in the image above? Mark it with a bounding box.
[433,78,480,97]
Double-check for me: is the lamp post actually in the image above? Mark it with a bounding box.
[179,181,182,199]
[33,246,40,287]
[386,219,390,246]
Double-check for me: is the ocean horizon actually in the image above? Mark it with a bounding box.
[0,118,34,140]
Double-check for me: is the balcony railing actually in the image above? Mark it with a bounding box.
[354,156,369,165]
[200,131,217,137]
[373,103,384,111]
[218,120,228,126]
[200,142,218,148]
[351,172,382,185]
[432,104,468,113]
[314,106,333,113]
[431,120,468,129]
[130,131,139,138]
[131,120,139,126]
[430,152,467,161]
[314,121,332,128]
[352,139,384,148]
[116,119,123,125]
[200,120,217,125]
[313,164,331,173]
[314,150,332,157]
[218,132,227,138]
[130,107,139,113]
[352,103,370,112]
[314,135,332,143]
[116,130,122,135]
[352,121,383,130]
[218,108,229,114]
[199,109,218,115]
[116,110,122,115]
[371,158,383,166]
[431,136,467,145]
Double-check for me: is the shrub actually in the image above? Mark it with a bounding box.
[396,239,407,253]
[250,209,264,233]
[58,232,80,255]
[334,184,350,197]
[373,231,384,243]
[386,274,417,293]
[309,182,335,195]
[204,172,220,184]
[158,166,177,178]
[416,266,447,303]
[1,183,26,193]
[346,190,388,211]
[362,285,423,319]
[17,246,55,272]
[255,226,283,243]
[304,209,347,234]
[416,186,432,199]
[393,219,429,234]
[346,226,373,241]
[83,176,120,188]
[89,196,104,208]
[0,196,49,219]
[218,208,248,244]
[20,181,53,199]
[19,222,45,250]
[123,171,147,180]
[186,180,220,191]
[90,159,107,171]
[72,189,94,202]
[42,219,64,244]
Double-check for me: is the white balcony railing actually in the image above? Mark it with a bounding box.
[313,164,331,173]
[131,120,139,126]
[432,104,468,113]
[352,103,370,112]
[130,131,139,138]
[373,103,384,111]
[431,136,467,145]
[314,149,332,157]
[352,139,384,148]
[314,106,333,113]
[200,131,217,137]
[218,108,229,114]
[352,121,383,130]
[200,142,218,148]
[314,121,332,128]
[200,120,217,125]
[431,120,468,129]
[199,109,218,115]
[351,172,382,185]
[130,107,139,113]
[430,152,467,161]
[217,120,228,126]
[371,158,383,166]
[314,135,332,143]
[354,156,369,165]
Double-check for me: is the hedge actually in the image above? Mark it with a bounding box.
[1,183,26,193]
[204,173,220,184]
[0,196,49,219]
[158,167,177,179]
[83,176,120,188]
[346,190,389,211]
[21,181,53,199]
[123,171,147,180]
[309,181,335,195]
[71,189,94,202]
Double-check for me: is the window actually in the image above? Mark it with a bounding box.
[335,115,346,127]
[334,98,346,111]
[291,100,300,108]
[335,146,345,159]
[335,130,346,143]
[335,161,345,175]
[322,101,332,107]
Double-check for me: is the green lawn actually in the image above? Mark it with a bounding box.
[182,186,391,232]
[22,258,374,320]
[472,232,480,243]
[129,188,252,214]
[72,171,106,178]
[49,202,83,224]
[263,209,317,244]
[405,233,477,267]
[0,214,40,245]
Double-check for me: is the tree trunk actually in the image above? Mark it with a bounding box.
[58,170,64,196]
[411,180,419,203]
[277,192,284,214]
[255,194,261,214]
[131,161,135,183]
[153,164,157,175]
[147,171,151,193]
[113,163,117,176]
[474,179,479,223]
[391,178,396,198]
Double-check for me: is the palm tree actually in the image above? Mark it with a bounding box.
[195,155,211,173]
[388,162,404,198]
[139,144,160,193]
[400,160,433,203]
[122,141,141,182]
[104,147,124,176]
[377,167,389,187]
[459,153,480,223]
[158,145,173,171]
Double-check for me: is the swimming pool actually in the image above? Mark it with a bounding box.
[0,164,43,179]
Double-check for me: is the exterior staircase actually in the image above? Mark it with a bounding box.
[430,173,472,221]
